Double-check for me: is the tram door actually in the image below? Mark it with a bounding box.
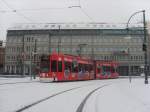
[64,61,72,79]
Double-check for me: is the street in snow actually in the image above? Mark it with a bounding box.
[0,77,150,112]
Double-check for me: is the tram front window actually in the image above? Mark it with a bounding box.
[40,55,50,73]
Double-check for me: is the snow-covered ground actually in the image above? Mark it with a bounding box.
[0,77,149,112]
[0,77,38,85]
[84,79,150,112]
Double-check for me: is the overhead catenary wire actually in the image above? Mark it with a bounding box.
[78,0,94,22]
[1,0,34,22]
[0,7,68,13]
[79,0,95,22]
[68,0,95,22]
[0,0,94,22]
[79,7,94,22]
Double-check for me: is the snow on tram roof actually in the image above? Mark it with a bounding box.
[8,23,143,30]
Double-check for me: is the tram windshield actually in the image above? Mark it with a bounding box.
[40,55,50,73]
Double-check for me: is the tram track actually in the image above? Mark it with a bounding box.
[14,83,97,112]
[13,81,115,112]
[13,81,112,112]
[76,84,111,112]
[0,80,39,86]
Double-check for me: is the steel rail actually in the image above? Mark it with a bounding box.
[14,83,96,112]
[0,81,38,86]
[76,84,110,112]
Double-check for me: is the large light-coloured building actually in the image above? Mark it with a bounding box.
[5,23,149,76]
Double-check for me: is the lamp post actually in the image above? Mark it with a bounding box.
[22,34,25,76]
[49,32,51,54]
[33,39,37,79]
[126,10,148,84]
[29,38,33,80]
[58,25,61,54]
[124,36,131,83]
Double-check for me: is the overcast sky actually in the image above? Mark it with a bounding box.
[0,0,150,40]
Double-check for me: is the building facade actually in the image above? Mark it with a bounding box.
[5,23,149,76]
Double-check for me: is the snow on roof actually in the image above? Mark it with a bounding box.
[8,23,143,30]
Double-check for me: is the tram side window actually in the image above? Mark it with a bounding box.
[78,63,82,73]
[58,61,62,72]
[72,63,78,73]
[51,60,57,72]
[89,65,93,72]
[65,61,72,72]
[78,63,86,73]
[85,64,89,72]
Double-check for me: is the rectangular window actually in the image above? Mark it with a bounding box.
[65,61,72,72]
[58,61,62,72]
[51,60,57,72]
[72,62,78,73]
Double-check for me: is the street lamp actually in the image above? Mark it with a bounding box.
[126,10,148,84]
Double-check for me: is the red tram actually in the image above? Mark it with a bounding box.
[39,52,119,82]
[39,52,94,82]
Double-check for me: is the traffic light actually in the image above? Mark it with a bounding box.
[143,43,147,51]
[0,41,2,46]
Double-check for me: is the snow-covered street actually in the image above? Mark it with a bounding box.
[0,77,150,112]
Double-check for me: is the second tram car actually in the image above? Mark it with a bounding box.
[95,60,119,79]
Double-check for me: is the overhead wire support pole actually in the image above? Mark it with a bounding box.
[33,39,37,79]
[143,10,148,84]
[126,10,148,84]
[126,18,131,83]
[30,38,33,80]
